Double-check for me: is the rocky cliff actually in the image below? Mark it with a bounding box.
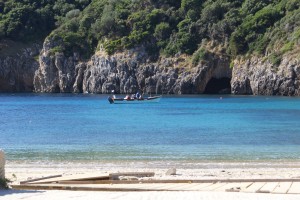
[3,38,300,96]
[34,38,79,93]
[231,54,300,96]
[34,39,232,95]
[0,41,41,92]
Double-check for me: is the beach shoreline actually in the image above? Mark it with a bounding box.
[5,160,300,183]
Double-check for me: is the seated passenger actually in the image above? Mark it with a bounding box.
[135,92,141,99]
[124,95,130,100]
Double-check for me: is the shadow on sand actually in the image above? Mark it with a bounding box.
[0,189,45,196]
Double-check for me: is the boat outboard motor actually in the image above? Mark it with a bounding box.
[108,96,114,104]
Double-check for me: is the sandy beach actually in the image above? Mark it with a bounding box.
[2,161,300,199]
[5,161,300,182]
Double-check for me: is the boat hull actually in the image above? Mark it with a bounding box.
[108,96,161,104]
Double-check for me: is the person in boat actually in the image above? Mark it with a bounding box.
[124,95,131,100]
[136,91,144,100]
[135,92,141,99]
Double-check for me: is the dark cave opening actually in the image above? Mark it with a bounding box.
[204,77,231,94]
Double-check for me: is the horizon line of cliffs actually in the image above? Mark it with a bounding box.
[1,39,300,96]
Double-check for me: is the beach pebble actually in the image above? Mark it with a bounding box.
[166,168,176,175]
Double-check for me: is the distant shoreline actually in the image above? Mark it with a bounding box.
[6,160,300,169]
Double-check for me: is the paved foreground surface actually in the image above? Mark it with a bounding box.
[11,181,300,194]
[1,190,300,200]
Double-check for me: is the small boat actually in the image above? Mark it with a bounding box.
[108,95,161,104]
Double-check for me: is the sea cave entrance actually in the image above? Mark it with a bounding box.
[204,77,231,94]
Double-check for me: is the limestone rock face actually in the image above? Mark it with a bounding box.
[34,38,78,93]
[82,51,231,94]
[2,36,300,96]
[33,39,232,94]
[231,55,300,96]
[0,43,40,92]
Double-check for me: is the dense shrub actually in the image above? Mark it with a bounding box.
[192,48,208,65]
[0,0,91,41]
[1,0,299,59]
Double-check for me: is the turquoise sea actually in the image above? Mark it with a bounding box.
[1,94,300,167]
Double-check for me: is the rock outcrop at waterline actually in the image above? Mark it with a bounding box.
[34,38,78,93]
[34,39,232,94]
[5,38,300,96]
[0,41,41,92]
[231,55,300,96]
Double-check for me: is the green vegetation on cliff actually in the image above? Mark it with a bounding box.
[0,0,91,41]
[1,0,299,60]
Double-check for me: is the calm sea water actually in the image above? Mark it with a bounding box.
[1,93,300,164]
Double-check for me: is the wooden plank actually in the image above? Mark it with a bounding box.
[12,180,300,193]
[12,183,212,192]
[76,183,191,192]
[187,183,213,191]
[257,182,278,193]
[105,183,152,191]
[215,182,241,192]
[24,178,300,185]
[287,182,300,194]
[58,180,105,184]
[109,172,155,180]
[136,183,182,191]
[223,182,252,192]
[155,183,191,191]
[149,183,199,191]
[241,182,266,193]
[272,182,292,194]
[158,178,300,183]
[199,182,227,191]
[71,184,152,192]
[28,173,109,184]
[186,182,214,191]
[239,182,253,190]
[146,183,175,190]
[80,183,178,192]
[164,183,201,191]
[135,183,203,191]
[20,175,62,184]
[12,184,157,192]
[179,183,206,191]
